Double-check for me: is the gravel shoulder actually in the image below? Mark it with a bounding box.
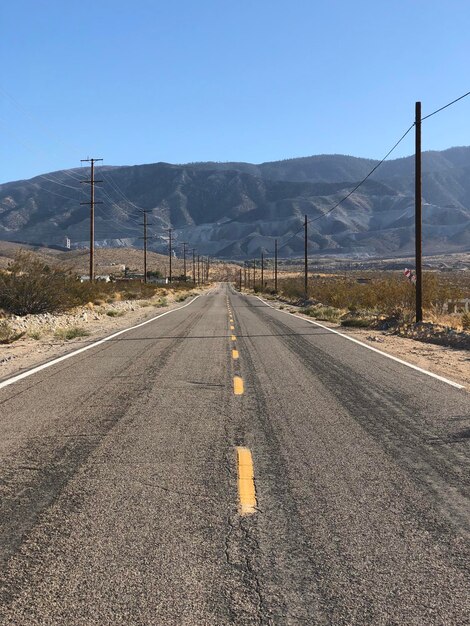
[0,287,210,381]
[256,294,470,389]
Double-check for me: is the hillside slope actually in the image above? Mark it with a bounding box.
[0,148,469,258]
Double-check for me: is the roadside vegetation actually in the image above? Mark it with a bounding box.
[54,327,91,341]
[0,320,25,344]
[0,252,198,317]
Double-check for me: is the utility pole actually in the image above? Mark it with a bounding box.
[274,238,278,293]
[80,157,103,281]
[168,228,172,282]
[244,264,247,289]
[207,257,210,283]
[182,242,188,281]
[261,252,264,291]
[197,254,200,285]
[304,214,308,301]
[415,101,423,323]
[192,249,196,284]
[139,210,152,283]
[253,259,256,290]
[239,268,242,291]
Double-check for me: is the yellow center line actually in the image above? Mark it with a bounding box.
[233,376,244,395]
[231,335,236,341]
[236,447,257,515]
[232,349,239,359]
[230,325,235,331]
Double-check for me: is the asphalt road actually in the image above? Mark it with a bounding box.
[0,284,469,625]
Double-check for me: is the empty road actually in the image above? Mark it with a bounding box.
[0,284,469,625]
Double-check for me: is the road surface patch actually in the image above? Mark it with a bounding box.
[236,447,257,515]
[233,376,244,395]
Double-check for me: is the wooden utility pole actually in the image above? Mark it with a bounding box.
[239,268,242,291]
[192,249,196,284]
[80,157,103,281]
[197,254,200,285]
[253,259,256,290]
[304,214,308,301]
[274,238,278,292]
[261,252,264,291]
[244,265,247,289]
[168,228,172,282]
[415,101,423,323]
[139,210,152,283]
[182,242,188,281]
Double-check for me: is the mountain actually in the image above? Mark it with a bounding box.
[0,147,469,259]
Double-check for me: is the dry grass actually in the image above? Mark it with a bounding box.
[0,252,199,316]
[259,270,469,330]
[54,327,90,340]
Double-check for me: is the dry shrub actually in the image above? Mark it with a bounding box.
[0,320,25,344]
[0,252,113,315]
[462,312,470,331]
[277,271,465,319]
[54,327,90,340]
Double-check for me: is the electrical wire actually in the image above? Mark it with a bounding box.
[237,122,416,259]
[99,168,146,212]
[421,89,470,121]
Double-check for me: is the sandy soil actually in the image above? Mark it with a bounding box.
[260,297,470,390]
[0,287,210,382]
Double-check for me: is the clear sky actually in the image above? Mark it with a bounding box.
[1,0,469,183]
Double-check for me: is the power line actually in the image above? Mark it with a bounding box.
[266,122,415,256]
[99,168,146,212]
[421,89,470,121]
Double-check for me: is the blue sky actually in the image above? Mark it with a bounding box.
[1,0,469,183]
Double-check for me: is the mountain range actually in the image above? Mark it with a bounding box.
[0,147,469,259]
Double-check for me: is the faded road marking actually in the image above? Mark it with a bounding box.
[233,376,244,395]
[236,447,257,515]
[232,349,239,359]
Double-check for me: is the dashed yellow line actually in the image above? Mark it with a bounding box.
[231,335,236,341]
[230,325,235,331]
[236,447,257,515]
[233,376,244,395]
[232,349,239,359]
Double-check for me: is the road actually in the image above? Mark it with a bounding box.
[0,284,469,625]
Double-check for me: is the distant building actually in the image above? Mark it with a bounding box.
[79,274,111,283]
[64,235,71,250]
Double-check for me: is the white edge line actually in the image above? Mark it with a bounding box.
[0,296,201,391]
[253,295,465,390]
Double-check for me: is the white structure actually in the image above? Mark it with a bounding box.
[64,235,71,250]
